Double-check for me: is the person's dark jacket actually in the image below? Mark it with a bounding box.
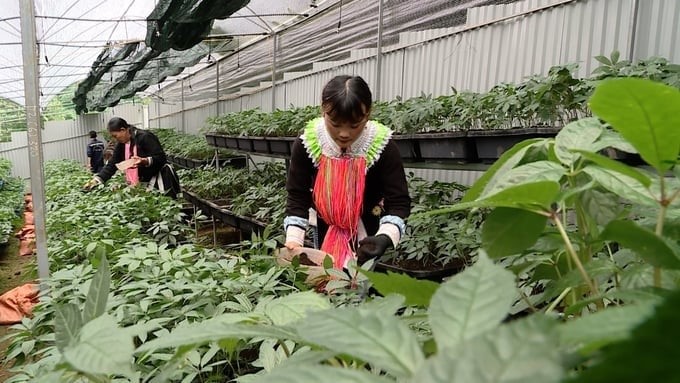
[96,128,166,183]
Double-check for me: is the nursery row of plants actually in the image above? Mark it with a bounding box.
[177,157,483,276]
[151,128,246,169]
[4,78,680,382]
[0,158,24,245]
[203,54,679,162]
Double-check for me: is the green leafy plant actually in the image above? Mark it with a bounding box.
[424,78,680,315]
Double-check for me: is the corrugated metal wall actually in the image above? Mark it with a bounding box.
[141,0,679,184]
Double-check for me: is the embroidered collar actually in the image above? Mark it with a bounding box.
[301,117,392,168]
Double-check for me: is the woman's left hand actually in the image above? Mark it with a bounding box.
[130,156,148,167]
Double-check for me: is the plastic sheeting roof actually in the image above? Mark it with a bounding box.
[0,0,317,116]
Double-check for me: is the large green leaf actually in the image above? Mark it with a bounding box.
[62,314,134,378]
[360,270,439,307]
[601,220,680,269]
[462,139,543,202]
[481,161,565,199]
[137,317,296,353]
[559,303,656,353]
[589,78,680,171]
[555,118,603,166]
[83,254,110,323]
[583,166,656,206]
[482,207,547,258]
[412,315,562,383]
[264,291,331,326]
[248,365,393,383]
[568,289,680,383]
[574,150,651,187]
[590,129,637,154]
[427,181,561,217]
[581,188,624,226]
[54,303,83,352]
[296,307,424,378]
[428,253,517,350]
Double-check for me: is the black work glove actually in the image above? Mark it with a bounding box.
[357,234,393,264]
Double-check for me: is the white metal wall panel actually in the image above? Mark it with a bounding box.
[635,0,680,63]
[405,167,485,186]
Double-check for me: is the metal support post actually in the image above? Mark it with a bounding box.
[628,0,640,62]
[216,61,221,116]
[193,205,199,238]
[271,32,278,111]
[212,215,218,248]
[375,0,385,101]
[181,79,186,133]
[214,149,220,171]
[19,0,50,284]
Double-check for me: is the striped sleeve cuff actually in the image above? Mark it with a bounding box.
[377,215,406,247]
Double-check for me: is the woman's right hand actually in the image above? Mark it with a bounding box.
[285,241,302,250]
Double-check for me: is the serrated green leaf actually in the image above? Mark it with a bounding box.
[264,291,331,326]
[137,315,294,353]
[62,314,134,377]
[360,270,439,307]
[83,254,110,323]
[601,220,680,269]
[481,161,565,199]
[297,306,424,378]
[583,166,656,206]
[412,315,562,383]
[573,150,651,187]
[589,78,680,171]
[482,207,547,258]
[580,188,624,226]
[54,303,82,352]
[560,303,656,353]
[555,118,603,165]
[248,365,393,383]
[462,139,544,202]
[567,289,680,383]
[429,252,517,350]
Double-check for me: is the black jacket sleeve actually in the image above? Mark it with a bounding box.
[285,138,315,219]
[96,142,124,183]
[136,130,166,176]
[373,140,411,219]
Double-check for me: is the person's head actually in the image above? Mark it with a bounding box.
[321,75,372,149]
[107,117,133,144]
[89,130,97,139]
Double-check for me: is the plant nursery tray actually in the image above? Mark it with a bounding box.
[375,257,465,281]
[391,134,420,160]
[267,136,296,156]
[413,131,471,161]
[467,127,561,162]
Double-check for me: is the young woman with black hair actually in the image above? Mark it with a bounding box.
[83,117,179,198]
[284,75,411,269]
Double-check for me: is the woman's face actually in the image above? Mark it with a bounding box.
[110,127,131,144]
[323,105,369,150]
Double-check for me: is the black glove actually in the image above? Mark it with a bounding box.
[357,234,393,264]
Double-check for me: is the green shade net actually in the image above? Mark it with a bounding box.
[73,0,248,114]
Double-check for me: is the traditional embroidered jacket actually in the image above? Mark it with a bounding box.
[284,117,410,266]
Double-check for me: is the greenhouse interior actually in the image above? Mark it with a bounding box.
[0,0,679,381]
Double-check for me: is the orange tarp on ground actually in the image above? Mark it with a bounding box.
[0,284,39,325]
[17,194,35,257]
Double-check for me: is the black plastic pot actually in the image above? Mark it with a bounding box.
[467,127,561,162]
[268,136,296,156]
[205,134,218,147]
[236,137,254,151]
[251,137,271,154]
[415,131,471,161]
[391,134,420,161]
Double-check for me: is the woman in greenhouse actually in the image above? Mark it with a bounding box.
[284,75,411,269]
[83,117,179,198]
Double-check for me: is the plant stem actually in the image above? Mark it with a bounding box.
[552,214,601,300]
[278,340,292,358]
[545,287,572,313]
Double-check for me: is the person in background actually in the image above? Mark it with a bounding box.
[83,117,179,198]
[86,130,105,173]
[284,75,411,269]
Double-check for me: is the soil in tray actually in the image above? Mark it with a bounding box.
[195,222,242,246]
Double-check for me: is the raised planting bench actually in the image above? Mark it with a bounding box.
[182,190,267,237]
[205,133,296,159]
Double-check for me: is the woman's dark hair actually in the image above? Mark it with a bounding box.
[107,117,133,132]
[321,75,372,123]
